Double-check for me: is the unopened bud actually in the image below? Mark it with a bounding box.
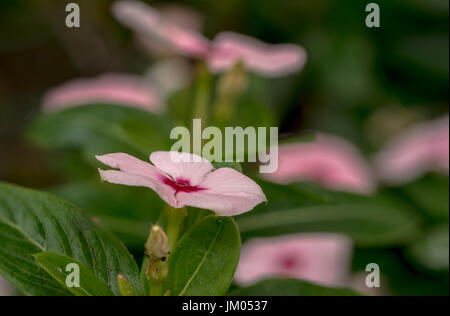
[145,225,169,259]
[117,274,133,296]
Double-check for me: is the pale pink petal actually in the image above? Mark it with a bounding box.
[112,0,210,57]
[149,151,214,186]
[208,32,307,77]
[264,134,376,194]
[96,153,177,207]
[375,115,449,184]
[42,74,162,112]
[177,168,267,216]
[234,234,352,287]
[0,276,15,296]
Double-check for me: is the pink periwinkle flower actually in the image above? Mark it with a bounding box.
[375,114,449,185]
[234,234,352,287]
[96,151,266,216]
[264,134,376,194]
[207,32,307,78]
[112,0,307,77]
[112,0,210,57]
[43,74,162,113]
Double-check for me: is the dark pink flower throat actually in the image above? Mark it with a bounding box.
[161,177,205,193]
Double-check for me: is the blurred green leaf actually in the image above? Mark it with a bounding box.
[401,175,449,221]
[212,161,243,173]
[407,224,449,272]
[236,181,422,247]
[165,216,241,296]
[27,104,174,163]
[229,279,362,296]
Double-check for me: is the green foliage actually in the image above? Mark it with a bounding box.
[34,252,115,296]
[0,182,140,296]
[229,279,362,296]
[27,104,175,162]
[236,181,422,247]
[165,216,241,296]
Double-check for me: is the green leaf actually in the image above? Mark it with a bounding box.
[0,181,140,296]
[229,279,362,296]
[212,161,243,173]
[407,224,449,272]
[401,175,449,221]
[165,216,241,296]
[49,180,164,250]
[27,104,174,162]
[236,181,422,247]
[34,252,114,296]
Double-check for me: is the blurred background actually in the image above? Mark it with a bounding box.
[0,0,448,296]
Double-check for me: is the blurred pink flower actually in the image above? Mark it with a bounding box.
[264,134,376,194]
[43,74,162,112]
[112,1,307,77]
[375,115,449,185]
[112,0,210,57]
[96,151,266,216]
[234,234,352,287]
[207,32,307,77]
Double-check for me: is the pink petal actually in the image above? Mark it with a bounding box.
[42,74,162,112]
[375,115,449,184]
[96,153,177,207]
[149,151,214,186]
[208,32,307,77]
[264,134,376,194]
[234,234,352,287]
[177,167,267,216]
[112,0,210,57]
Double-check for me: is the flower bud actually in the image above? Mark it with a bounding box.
[117,274,134,296]
[145,225,169,259]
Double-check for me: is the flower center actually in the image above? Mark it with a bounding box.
[162,177,205,193]
[279,255,302,270]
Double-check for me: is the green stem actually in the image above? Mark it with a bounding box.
[149,279,163,296]
[167,207,187,252]
[193,62,211,124]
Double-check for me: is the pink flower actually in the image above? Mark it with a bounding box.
[112,1,307,77]
[112,0,210,57]
[375,115,449,185]
[96,151,266,216]
[264,134,376,194]
[207,32,307,78]
[234,234,352,287]
[43,74,162,113]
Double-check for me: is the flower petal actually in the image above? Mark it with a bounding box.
[150,151,214,186]
[112,0,210,57]
[208,32,307,77]
[234,234,352,287]
[96,153,177,207]
[42,74,161,112]
[176,167,267,216]
[375,115,449,184]
[264,133,376,194]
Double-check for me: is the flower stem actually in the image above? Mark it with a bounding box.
[193,62,212,125]
[149,278,163,296]
[167,206,187,252]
